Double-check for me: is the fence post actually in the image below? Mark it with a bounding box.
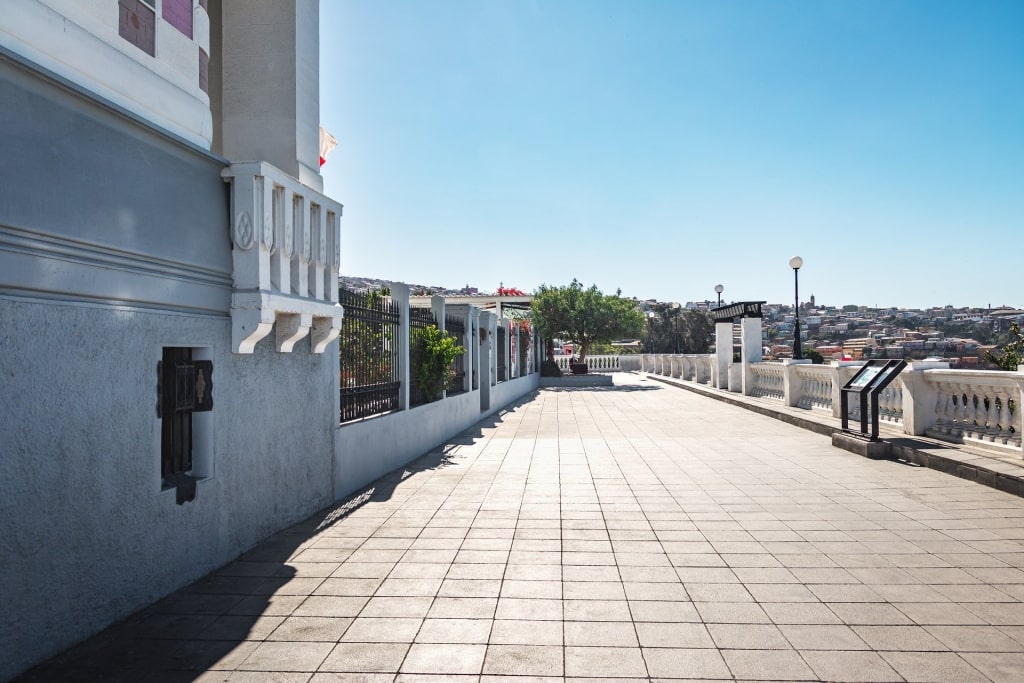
[782,359,810,407]
[900,361,949,435]
[392,283,411,411]
[431,295,447,398]
[470,308,480,391]
[715,322,731,389]
[831,363,861,418]
[740,317,762,396]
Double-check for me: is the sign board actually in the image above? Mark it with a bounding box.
[840,359,906,441]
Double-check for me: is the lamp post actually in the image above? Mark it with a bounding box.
[714,284,724,307]
[789,256,803,360]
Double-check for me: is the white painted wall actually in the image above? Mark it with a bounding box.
[0,300,337,682]
[335,390,483,500]
[0,0,213,147]
[333,370,540,501]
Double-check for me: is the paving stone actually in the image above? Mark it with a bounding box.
[25,376,1024,682]
[481,644,563,676]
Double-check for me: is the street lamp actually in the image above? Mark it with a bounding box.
[714,284,724,307]
[789,256,803,360]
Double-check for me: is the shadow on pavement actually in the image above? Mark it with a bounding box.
[15,403,523,682]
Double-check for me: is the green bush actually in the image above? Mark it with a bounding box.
[411,325,466,402]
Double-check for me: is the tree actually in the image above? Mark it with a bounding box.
[531,279,644,363]
[645,304,715,355]
[803,347,824,364]
[986,322,1024,371]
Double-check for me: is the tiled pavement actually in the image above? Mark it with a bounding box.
[20,374,1024,682]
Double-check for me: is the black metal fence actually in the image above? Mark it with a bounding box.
[408,307,436,407]
[496,324,507,382]
[339,288,401,423]
[446,314,467,395]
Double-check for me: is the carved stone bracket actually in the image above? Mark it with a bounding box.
[223,161,343,355]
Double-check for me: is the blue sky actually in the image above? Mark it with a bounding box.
[319,1,1023,309]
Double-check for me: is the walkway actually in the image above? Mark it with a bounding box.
[20,374,1024,682]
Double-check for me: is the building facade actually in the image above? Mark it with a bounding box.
[0,1,342,678]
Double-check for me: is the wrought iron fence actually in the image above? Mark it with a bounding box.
[496,324,507,382]
[339,287,401,423]
[446,314,467,395]
[408,307,436,407]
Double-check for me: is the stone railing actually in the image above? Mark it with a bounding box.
[222,161,343,354]
[555,355,622,373]
[750,363,784,401]
[620,355,643,372]
[636,355,1024,457]
[904,369,1023,453]
[793,363,835,413]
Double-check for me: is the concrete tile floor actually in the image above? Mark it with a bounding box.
[17,374,1024,682]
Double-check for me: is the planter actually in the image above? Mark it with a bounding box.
[570,363,588,375]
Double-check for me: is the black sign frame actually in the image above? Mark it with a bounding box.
[840,359,906,441]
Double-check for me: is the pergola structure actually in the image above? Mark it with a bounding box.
[408,294,533,321]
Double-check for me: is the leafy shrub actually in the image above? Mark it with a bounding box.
[411,325,466,402]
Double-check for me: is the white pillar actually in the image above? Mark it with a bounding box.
[740,317,762,395]
[715,321,732,389]
[391,283,410,411]
[781,358,811,407]
[900,361,949,435]
[220,0,323,191]
[470,308,480,390]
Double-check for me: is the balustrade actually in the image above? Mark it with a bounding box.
[925,372,1022,451]
[554,354,623,373]
[583,355,1023,458]
[750,363,785,401]
[794,365,833,412]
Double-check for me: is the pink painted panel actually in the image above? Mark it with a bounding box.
[162,0,193,39]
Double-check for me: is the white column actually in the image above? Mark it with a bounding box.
[220,0,322,190]
[470,308,480,391]
[392,283,411,411]
[900,361,949,435]
[781,358,811,407]
[740,317,762,395]
[715,321,732,389]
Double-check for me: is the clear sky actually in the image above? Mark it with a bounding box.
[319,0,1023,310]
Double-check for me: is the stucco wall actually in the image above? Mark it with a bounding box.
[0,57,336,680]
[335,373,540,502]
[490,373,540,413]
[0,53,231,316]
[0,300,336,681]
[335,390,482,499]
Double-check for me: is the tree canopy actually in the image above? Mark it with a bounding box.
[645,303,715,354]
[986,322,1024,371]
[531,279,644,362]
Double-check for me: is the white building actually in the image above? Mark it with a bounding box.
[0,2,343,678]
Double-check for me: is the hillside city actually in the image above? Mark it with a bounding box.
[341,275,1024,369]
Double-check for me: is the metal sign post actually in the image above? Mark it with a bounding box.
[840,359,907,441]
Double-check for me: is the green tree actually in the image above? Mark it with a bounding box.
[411,325,466,402]
[531,279,644,363]
[803,347,824,364]
[986,322,1024,371]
